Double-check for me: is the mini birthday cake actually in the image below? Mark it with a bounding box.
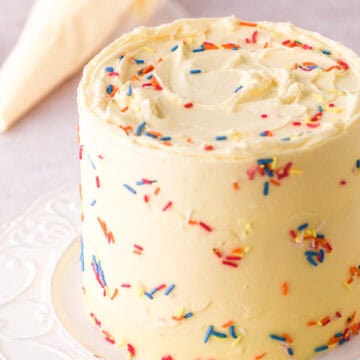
[77,17,360,360]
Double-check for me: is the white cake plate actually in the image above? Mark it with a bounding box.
[0,183,358,360]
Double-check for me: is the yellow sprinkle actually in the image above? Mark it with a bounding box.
[245,223,252,235]
[137,285,144,297]
[143,47,154,52]
[244,246,251,254]
[116,338,127,348]
[312,93,324,101]
[290,168,304,175]
[231,335,242,346]
[176,307,185,317]
[328,88,346,96]
[344,281,352,289]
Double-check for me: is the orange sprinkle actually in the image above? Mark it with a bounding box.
[232,181,239,191]
[111,288,119,300]
[162,141,173,147]
[146,130,163,137]
[263,41,269,48]
[131,75,140,81]
[270,179,281,187]
[222,320,234,328]
[186,137,193,143]
[120,106,129,113]
[303,62,317,66]
[172,315,184,321]
[204,41,219,50]
[325,65,341,72]
[307,320,317,327]
[239,20,257,27]
[154,187,160,195]
[188,219,198,225]
[81,213,84,222]
[254,353,266,360]
[109,85,118,98]
[281,282,288,296]
[282,333,293,344]
[79,184,83,201]
[133,250,142,255]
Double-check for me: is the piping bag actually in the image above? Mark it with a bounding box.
[0,0,163,132]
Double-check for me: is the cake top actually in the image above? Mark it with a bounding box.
[80,17,360,158]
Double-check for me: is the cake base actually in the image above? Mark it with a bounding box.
[52,239,360,360]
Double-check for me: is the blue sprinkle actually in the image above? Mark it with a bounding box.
[171,44,179,52]
[269,334,286,342]
[264,167,274,177]
[105,66,114,72]
[149,287,158,296]
[316,233,325,238]
[119,54,125,60]
[136,121,146,136]
[257,158,273,165]
[160,136,172,141]
[189,69,202,74]
[234,85,243,93]
[259,131,268,137]
[90,199,96,206]
[164,283,175,296]
[123,184,137,195]
[87,153,96,170]
[127,84,132,96]
[288,348,294,356]
[297,223,309,231]
[281,137,291,141]
[263,181,270,196]
[356,159,360,168]
[146,74,153,80]
[305,250,319,256]
[144,132,158,139]
[339,338,348,345]
[314,345,328,353]
[215,135,227,141]
[335,332,343,338]
[229,325,238,339]
[322,49,331,55]
[144,292,153,300]
[212,331,227,339]
[318,105,323,112]
[184,312,193,319]
[204,325,214,343]
[193,44,205,52]
[106,85,113,94]
[134,59,145,64]
[306,254,318,267]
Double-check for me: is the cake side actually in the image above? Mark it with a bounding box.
[78,17,360,360]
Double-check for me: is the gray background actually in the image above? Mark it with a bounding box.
[1,0,359,224]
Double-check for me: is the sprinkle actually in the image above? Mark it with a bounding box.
[239,20,257,27]
[184,102,193,109]
[229,325,238,339]
[80,237,85,272]
[164,284,175,296]
[121,283,131,288]
[162,201,173,212]
[212,331,227,339]
[171,44,179,52]
[314,345,328,353]
[204,326,214,343]
[136,121,146,136]
[133,58,145,64]
[160,136,172,141]
[193,44,205,52]
[127,84,132,96]
[96,176,100,188]
[184,312,193,319]
[281,282,288,296]
[154,187,160,195]
[232,181,239,191]
[199,221,213,232]
[356,159,360,169]
[234,85,243,93]
[222,320,234,328]
[204,144,214,151]
[105,66,114,72]
[123,184,137,195]
[90,199,96,206]
[263,181,269,196]
[222,260,238,268]
[322,49,331,55]
[215,135,227,141]
[269,334,286,342]
[189,69,202,74]
[297,223,309,231]
[261,114,268,119]
[106,85,114,95]
[254,353,266,360]
[110,288,118,300]
[251,30,258,43]
[144,292,154,300]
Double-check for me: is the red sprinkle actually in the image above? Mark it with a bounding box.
[96,176,100,188]
[204,144,214,151]
[199,221,213,232]
[261,114,268,119]
[184,102,194,108]
[222,260,239,268]
[162,201,173,212]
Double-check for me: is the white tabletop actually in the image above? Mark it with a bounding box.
[1,0,359,224]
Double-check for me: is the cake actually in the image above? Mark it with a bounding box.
[78,17,360,360]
